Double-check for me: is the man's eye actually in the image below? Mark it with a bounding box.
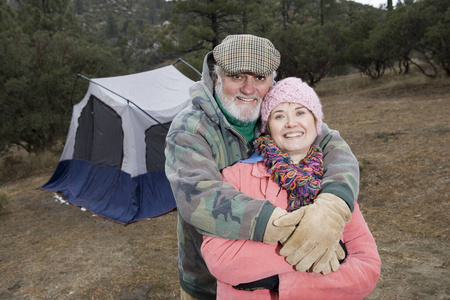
[256,76,266,81]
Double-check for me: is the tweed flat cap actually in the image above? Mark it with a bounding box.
[213,34,280,76]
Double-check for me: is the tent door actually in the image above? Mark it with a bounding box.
[145,122,171,172]
[73,95,123,168]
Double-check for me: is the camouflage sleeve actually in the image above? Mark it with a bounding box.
[316,123,360,212]
[165,128,275,241]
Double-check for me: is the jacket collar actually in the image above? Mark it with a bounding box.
[251,161,271,179]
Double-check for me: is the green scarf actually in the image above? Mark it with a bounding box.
[214,90,257,143]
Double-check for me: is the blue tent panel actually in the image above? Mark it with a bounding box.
[134,170,177,221]
[41,159,176,224]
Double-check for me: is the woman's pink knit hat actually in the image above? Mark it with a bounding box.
[261,77,323,135]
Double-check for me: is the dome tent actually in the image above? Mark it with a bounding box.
[41,64,195,224]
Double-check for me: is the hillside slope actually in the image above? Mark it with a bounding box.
[1,74,449,299]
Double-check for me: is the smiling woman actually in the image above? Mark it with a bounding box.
[201,77,381,299]
[267,103,317,164]
[260,77,324,164]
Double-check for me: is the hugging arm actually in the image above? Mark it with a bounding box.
[202,203,380,298]
[165,129,275,240]
[278,203,381,299]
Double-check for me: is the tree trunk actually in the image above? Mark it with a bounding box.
[387,0,393,10]
[320,0,324,26]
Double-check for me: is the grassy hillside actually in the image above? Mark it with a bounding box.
[0,72,449,299]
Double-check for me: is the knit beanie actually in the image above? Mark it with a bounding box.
[261,77,323,135]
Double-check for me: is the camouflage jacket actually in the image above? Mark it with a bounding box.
[164,52,360,299]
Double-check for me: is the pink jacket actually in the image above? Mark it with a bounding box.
[201,161,381,300]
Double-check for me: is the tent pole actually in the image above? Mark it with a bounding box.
[174,58,202,77]
[76,74,169,130]
[70,74,83,107]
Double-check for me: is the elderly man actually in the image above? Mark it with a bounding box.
[165,34,359,300]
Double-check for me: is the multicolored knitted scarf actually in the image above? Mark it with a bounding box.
[253,135,324,211]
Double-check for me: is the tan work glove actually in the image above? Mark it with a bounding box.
[274,193,351,275]
[263,207,307,244]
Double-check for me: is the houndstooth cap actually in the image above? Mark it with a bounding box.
[213,34,280,77]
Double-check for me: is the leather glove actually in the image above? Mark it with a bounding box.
[274,193,351,275]
[263,207,306,244]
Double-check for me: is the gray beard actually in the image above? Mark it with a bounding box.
[215,80,261,123]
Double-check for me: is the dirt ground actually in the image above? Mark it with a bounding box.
[1,74,449,299]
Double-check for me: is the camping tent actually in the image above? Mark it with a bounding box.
[41,65,195,224]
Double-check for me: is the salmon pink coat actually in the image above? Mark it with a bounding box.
[201,161,381,300]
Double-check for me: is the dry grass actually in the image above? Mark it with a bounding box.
[0,191,7,214]
[0,173,179,299]
[1,71,449,299]
[0,149,60,184]
[317,72,450,299]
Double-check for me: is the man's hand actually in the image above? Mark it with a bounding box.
[263,207,306,244]
[274,193,351,274]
